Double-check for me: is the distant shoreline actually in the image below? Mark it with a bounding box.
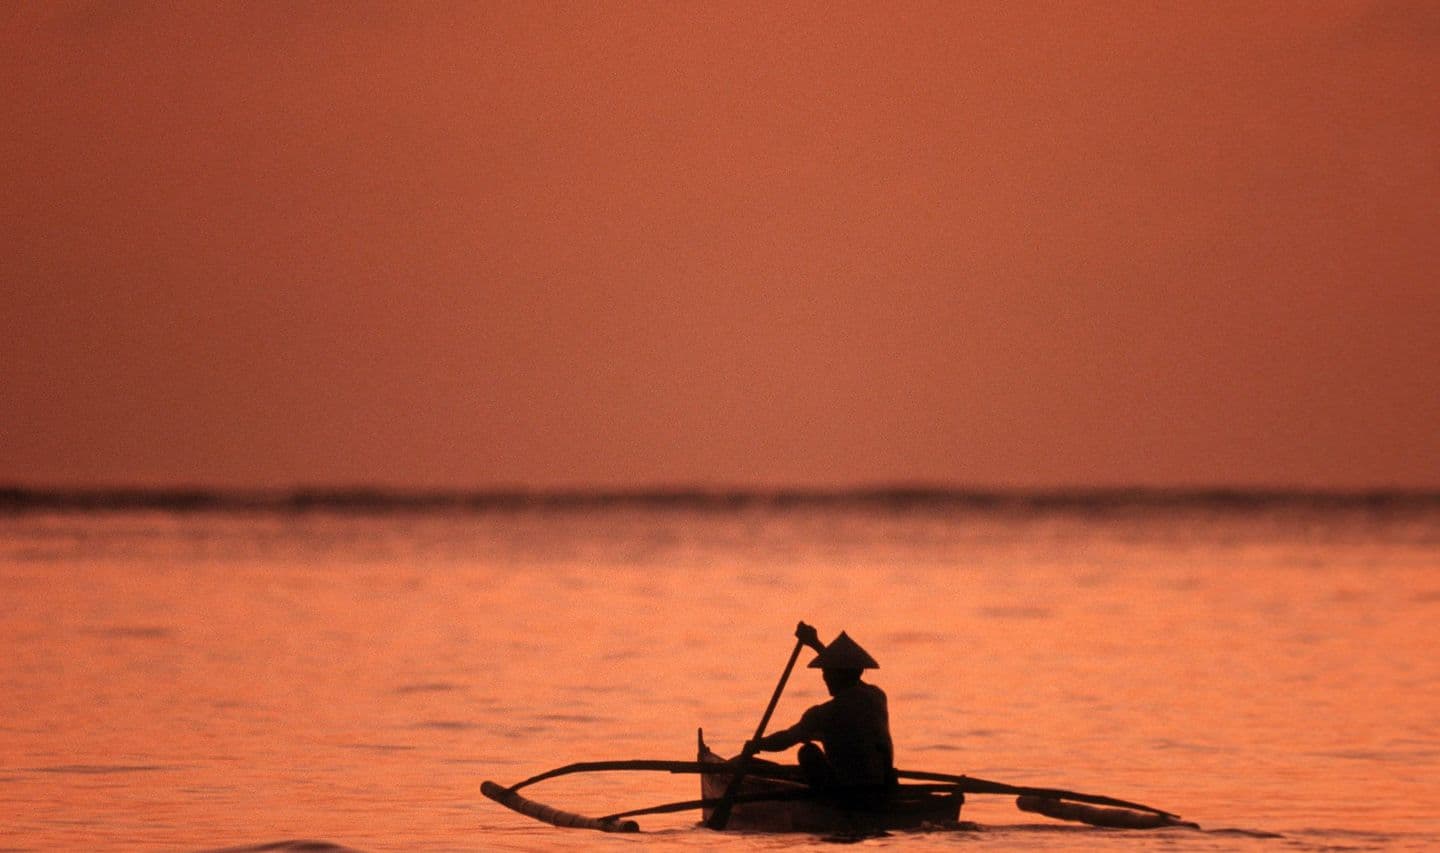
[3,485,1437,514]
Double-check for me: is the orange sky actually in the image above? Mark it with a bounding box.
[3,1,1437,490]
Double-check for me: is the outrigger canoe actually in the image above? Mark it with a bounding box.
[484,628,1194,835]
[697,731,964,833]
[482,728,1194,835]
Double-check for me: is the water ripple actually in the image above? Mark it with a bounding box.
[29,764,175,774]
[79,626,173,639]
[976,606,1054,620]
[391,682,465,695]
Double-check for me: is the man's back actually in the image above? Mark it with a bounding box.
[797,680,894,786]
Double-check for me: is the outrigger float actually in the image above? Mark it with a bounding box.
[483,628,1196,835]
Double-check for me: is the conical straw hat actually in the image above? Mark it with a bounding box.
[807,631,879,669]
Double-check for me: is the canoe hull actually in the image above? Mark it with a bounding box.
[698,739,962,833]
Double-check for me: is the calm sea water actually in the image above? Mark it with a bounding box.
[2,500,1437,851]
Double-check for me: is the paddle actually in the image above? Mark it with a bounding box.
[704,622,823,830]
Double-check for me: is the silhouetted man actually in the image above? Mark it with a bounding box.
[745,622,896,807]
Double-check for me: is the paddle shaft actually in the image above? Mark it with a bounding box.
[704,636,806,830]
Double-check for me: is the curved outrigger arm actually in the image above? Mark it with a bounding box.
[506,758,802,791]
[481,774,835,834]
[482,759,808,834]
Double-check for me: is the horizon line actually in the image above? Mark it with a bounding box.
[3,483,1438,513]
